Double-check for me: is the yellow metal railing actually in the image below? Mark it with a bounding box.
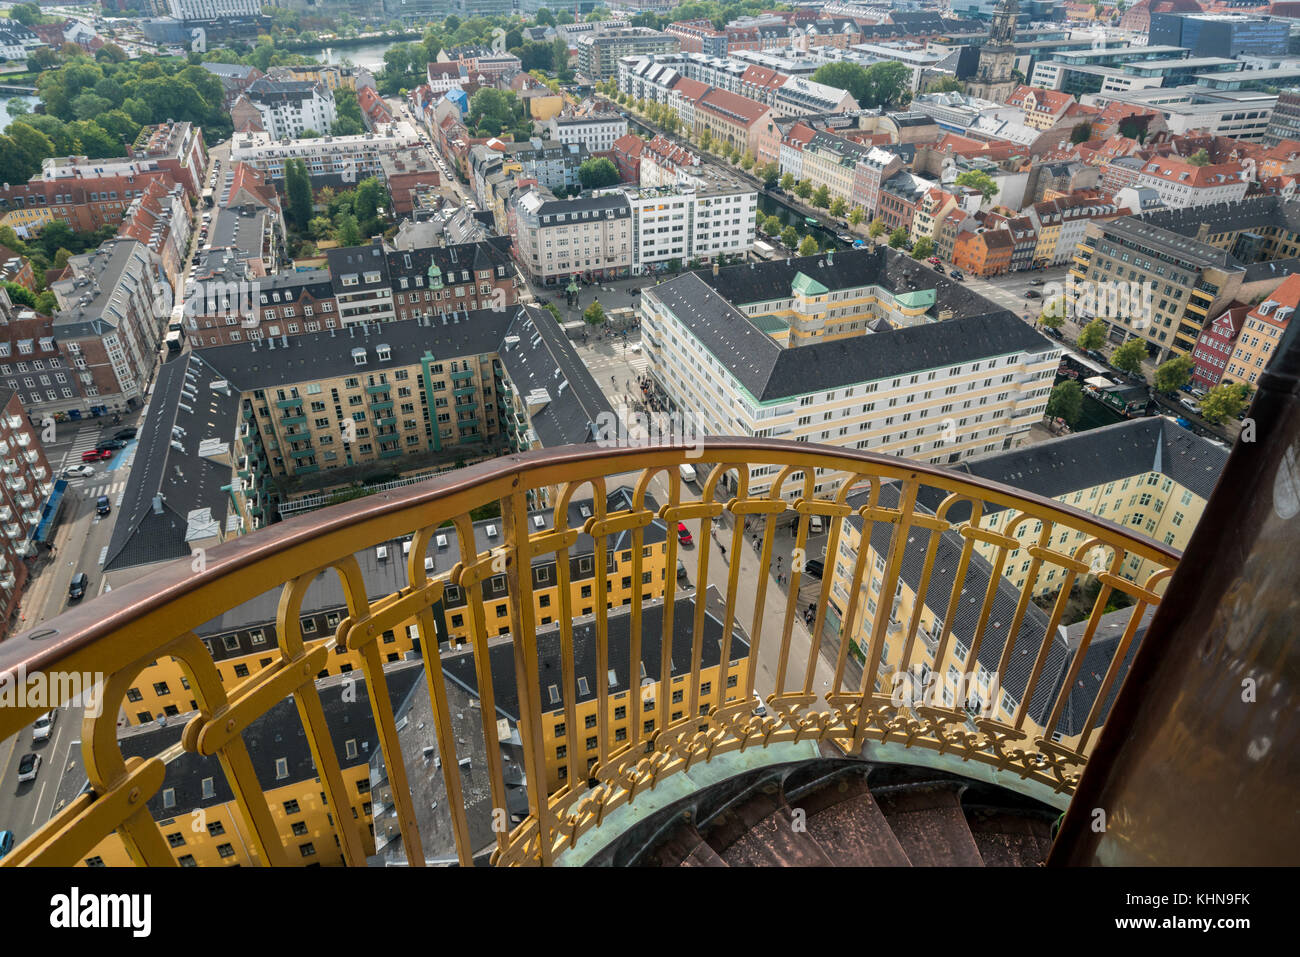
[0,440,1178,867]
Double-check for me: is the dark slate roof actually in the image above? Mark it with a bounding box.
[442,587,749,720]
[193,205,270,284]
[192,486,667,642]
[1045,604,1154,737]
[327,243,393,292]
[384,238,513,286]
[257,269,333,302]
[117,663,424,820]
[918,417,1228,518]
[197,310,517,392]
[646,262,1053,403]
[104,352,242,571]
[499,306,613,447]
[847,483,1080,731]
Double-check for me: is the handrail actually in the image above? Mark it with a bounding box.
[0,439,1178,867]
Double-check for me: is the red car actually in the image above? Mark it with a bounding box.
[81,449,113,463]
[676,522,693,546]
[927,256,941,266]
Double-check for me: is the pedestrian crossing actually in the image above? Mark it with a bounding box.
[65,477,127,499]
[59,427,103,469]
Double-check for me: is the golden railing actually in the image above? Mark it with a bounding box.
[0,439,1178,867]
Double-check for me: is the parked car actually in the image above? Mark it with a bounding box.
[114,427,137,440]
[1179,397,1202,414]
[96,495,111,517]
[32,710,55,743]
[1044,326,1064,340]
[63,464,95,478]
[1028,278,1044,286]
[752,694,767,717]
[676,522,693,546]
[17,752,41,784]
[933,263,945,275]
[678,463,697,484]
[926,256,941,266]
[68,572,88,602]
[97,439,128,451]
[1190,387,1208,400]
[1024,290,1041,299]
[81,449,112,463]
[949,269,964,281]
[804,559,825,579]
[0,830,13,859]
[676,559,689,583]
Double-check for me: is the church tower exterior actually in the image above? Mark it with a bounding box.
[967,0,1019,102]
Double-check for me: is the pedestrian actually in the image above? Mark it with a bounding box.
[776,555,782,567]
[719,544,726,560]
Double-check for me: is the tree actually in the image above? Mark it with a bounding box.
[299,129,321,140]
[954,169,998,202]
[284,159,313,229]
[758,162,780,188]
[536,7,555,25]
[578,157,620,190]
[1077,318,1107,351]
[811,61,910,110]
[28,47,57,72]
[740,151,755,170]
[1046,381,1084,427]
[829,197,847,217]
[1111,339,1148,378]
[1070,122,1093,144]
[1154,355,1194,394]
[583,300,606,325]
[1187,148,1211,166]
[926,77,964,93]
[1039,309,1065,331]
[868,218,885,238]
[848,207,864,226]
[780,172,795,191]
[335,211,361,247]
[888,227,909,248]
[763,214,783,235]
[912,237,935,259]
[798,235,819,256]
[794,179,812,200]
[1200,382,1250,423]
[780,225,799,248]
[812,185,831,208]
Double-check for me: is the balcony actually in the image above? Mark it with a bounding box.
[370,400,394,411]
[289,447,315,460]
[275,397,303,409]
[281,414,307,427]
[366,384,392,395]
[450,368,475,381]
[0,439,1195,868]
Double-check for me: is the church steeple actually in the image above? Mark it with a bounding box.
[990,0,1019,47]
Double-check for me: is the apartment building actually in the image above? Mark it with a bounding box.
[0,387,52,637]
[1025,195,1124,266]
[168,0,263,16]
[578,28,679,81]
[799,132,870,208]
[1069,197,1300,360]
[624,174,758,271]
[115,180,193,279]
[545,112,629,152]
[509,187,633,285]
[772,75,859,117]
[49,239,168,414]
[692,88,776,163]
[1222,273,1297,388]
[0,292,85,419]
[327,242,397,325]
[240,78,338,141]
[185,270,337,350]
[1190,303,1250,391]
[642,249,1059,496]
[665,19,727,56]
[228,123,421,187]
[929,418,1228,596]
[386,239,519,322]
[436,45,522,80]
[1133,155,1249,209]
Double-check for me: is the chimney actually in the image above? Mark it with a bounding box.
[712,260,719,276]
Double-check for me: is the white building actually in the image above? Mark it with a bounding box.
[641,249,1059,496]
[245,78,338,141]
[229,123,420,183]
[546,112,629,152]
[1134,157,1249,209]
[623,177,757,272]
[1083,86,1278,141]
[167,0,263,18]
[510,188,634,285]
[0,19,42,60]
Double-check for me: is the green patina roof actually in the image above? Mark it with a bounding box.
[895,288,936,309]
[790,272,829,297]
[750,314,788,335]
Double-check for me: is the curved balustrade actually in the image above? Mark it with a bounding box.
[0,439,1178,867]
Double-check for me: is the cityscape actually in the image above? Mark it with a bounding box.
[0,0,1291,890]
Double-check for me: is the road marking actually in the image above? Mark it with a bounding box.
[32,779,47,824]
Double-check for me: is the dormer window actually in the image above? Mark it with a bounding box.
[376,343,391,361]
[352,347,367,366]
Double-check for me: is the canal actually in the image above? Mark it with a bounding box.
[624,115,845,251]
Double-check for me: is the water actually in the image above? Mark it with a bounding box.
[0,94,41,133]
[316,42,400,73]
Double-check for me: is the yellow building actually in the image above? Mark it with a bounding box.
[0,206,55,235]
[1222,274,1297,389]
[80,667,413,867]
[114,489,671,727]
[910,187,958,245]
[443,589,753,793]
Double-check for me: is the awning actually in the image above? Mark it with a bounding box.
[30,478,68,545]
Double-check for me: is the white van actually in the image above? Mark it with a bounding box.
[809,515,825,534]
[678,463,697,484]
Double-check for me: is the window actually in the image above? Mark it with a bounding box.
[300,843,316,858]
[207,820,225,837]
[275,758,289,779]
[283,799,301,814]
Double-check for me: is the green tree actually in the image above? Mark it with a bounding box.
[1046,381,1084,426]
[335,211,361,247]
[1110,339,1149,378]
[912,236,935,259]
[1039,309,1065,331]
[699,129,713,151]
[740,151,755,170]
[780,225,799,248]
[284,159,313,229]
[1187,148,1211,166]
[758,162,780,188]
[888,226,909,248]
[812,185,831,208]
[583,300,606,325]
[779,172,794,191]
[798,235,819,256]
[763,214,783,234]
[1199,382,1250,423]
[829,197,847,217]
[1070,122,1093,144]
[1077,318,1107,351]
[794,179,812,200]
[848,207,864,226]
[811,61,910,110]
[954,169,998,202]
[926,77,964,93]
[535,7,555,26]
[578,157,620,190]
[868,218,885,238]
[34,290,57,314]
[1154,355,1194,393]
